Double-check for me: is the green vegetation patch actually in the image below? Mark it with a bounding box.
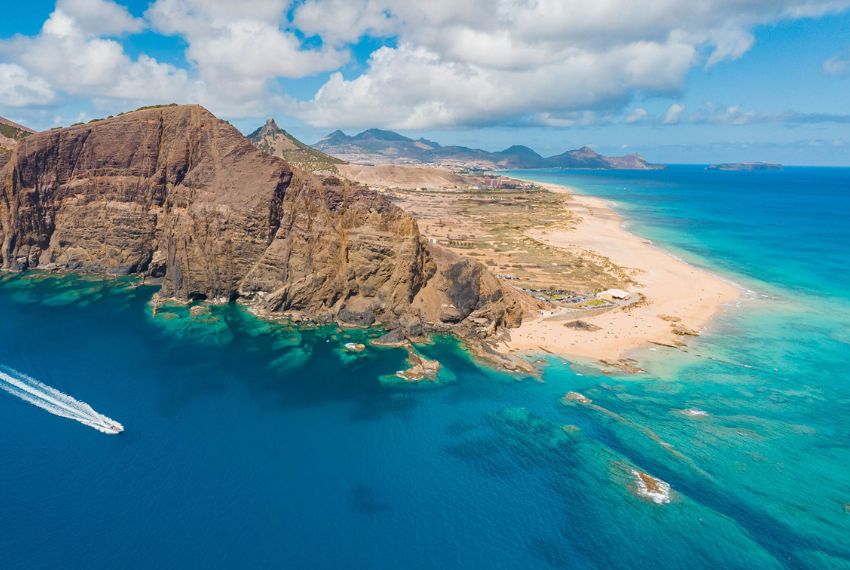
[0,122,31,141]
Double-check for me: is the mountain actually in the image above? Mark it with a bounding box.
[353,128,412,142]
[314,128,438,163]
[0,116,35,169]
[542,146,610,168]
[0,105,523,342]
[497,145,545,165]
[314,129,661,170]
[248,118,344,173]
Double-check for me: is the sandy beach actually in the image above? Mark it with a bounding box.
[495,180,741,365]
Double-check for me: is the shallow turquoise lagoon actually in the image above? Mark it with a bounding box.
[1,166,849,568]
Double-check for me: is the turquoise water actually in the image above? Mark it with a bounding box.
[2,166,849,568]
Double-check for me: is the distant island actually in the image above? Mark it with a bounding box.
[706,162,783,171]
[311,127,663,171]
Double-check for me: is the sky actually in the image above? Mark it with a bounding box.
[1,0,849,165]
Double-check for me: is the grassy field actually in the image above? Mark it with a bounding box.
[385,185,632,297]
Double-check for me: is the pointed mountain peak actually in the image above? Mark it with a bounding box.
[247,118,288,141]
[499,145,542,157]
[320,129,350,143]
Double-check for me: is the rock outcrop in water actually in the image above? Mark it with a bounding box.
[0,105,523,342]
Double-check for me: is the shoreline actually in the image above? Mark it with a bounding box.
[0,169,743,375]
[493,176,742,367]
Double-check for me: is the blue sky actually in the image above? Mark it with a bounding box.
[1,0,849,165]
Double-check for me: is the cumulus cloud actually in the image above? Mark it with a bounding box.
[2,0,850,128]
[55,0,144,36]
[146,0,347,84]
[294,0,397,45]
[663,103,686,124]
[0,1,196,114]
[0,0,347,119]
[0,63,56,107]
[291,39,696,129]
[291,0,850,128]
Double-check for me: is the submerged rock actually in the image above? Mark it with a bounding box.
[343,342,366,353]
[681,408,709,418]
[395,347,441,382]
[599,358,645,374]
[563,391,592,404]
[631,469,672,504]
[672,325,700,337]
[189,305,211,317]
[372,328,408,347]
[492,407,575,453]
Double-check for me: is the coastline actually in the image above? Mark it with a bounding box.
[494,176,742,366]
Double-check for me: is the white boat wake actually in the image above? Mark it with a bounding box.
[0,366,123,434]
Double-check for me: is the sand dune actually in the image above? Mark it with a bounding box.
[337,164,468,189]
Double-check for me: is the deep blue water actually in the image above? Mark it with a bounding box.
[2,165,850,569]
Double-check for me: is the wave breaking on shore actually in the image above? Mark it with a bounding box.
[0,366,123,434]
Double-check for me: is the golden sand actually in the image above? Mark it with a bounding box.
[497,181,740,363]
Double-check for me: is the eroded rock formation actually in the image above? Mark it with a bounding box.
[0,105,523,340]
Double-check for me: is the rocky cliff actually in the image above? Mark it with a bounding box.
[0,105,523,341]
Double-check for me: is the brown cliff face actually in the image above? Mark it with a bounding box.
[0,105,522,337]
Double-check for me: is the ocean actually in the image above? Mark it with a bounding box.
[1,165,849,569]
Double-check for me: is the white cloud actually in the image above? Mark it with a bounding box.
[291,0,850,128]
[295,0,397,45]
[823,47,850,75]
[2,0,850,128]
[626,107,649,123]
[648,103,850,126]
[0,2,196,116]
[145,0,347,88]
[663,103,686,124]
[0,63,56,107]
[0,0,347,121]
[291,38,697,129]
[704,27,755,67]
[55,0,144,36]
[692,104,755,125]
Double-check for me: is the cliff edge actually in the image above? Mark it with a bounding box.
[0,105,524,345]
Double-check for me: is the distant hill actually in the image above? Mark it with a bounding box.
[248,119,345,173]
[706,162,783,171]
[314,129,661,170]
[0,116,35,169]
